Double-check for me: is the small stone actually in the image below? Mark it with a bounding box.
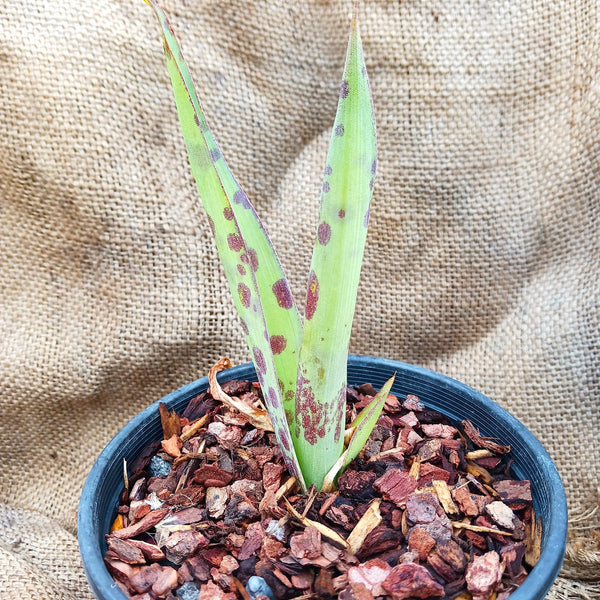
[148,456,172,478]
[206,486,228,519]
[246,576,276,600]
[163,530,209,565]
[407,527,435,561]
[176,581,201,600]
[290,525,322,560]
[485,500,517,530]
[219,554,239,575]
[347,558,391,597]
[265,519,286,542]
[465,551,505,600]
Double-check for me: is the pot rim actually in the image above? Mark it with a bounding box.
[78,355,567,600]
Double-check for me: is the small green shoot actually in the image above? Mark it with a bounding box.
[144,0,394,491]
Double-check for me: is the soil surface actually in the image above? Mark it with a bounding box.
[104,376,539,600]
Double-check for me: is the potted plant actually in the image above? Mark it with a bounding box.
[78,2,567,599]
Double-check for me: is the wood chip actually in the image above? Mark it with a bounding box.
[494,479,532,504]
[525,516,542,567]
[290,526,322,560]
[373,468,418,506]
[382,563,445,599]
[110,513,125,533]
[112,508,169,540]
[159,403,181,440]
[105,536,146,565]
[466,460,494,485]
[161,434,182,458]
[432,480,459,515]
[452,521,513,536]
[408,456,421,480]
[208,359,273,431]
[462,420,510,454]
[465,449,493,460]
[180,413,209,442]
[190,464,233,488]
[347,499,382,555]
[319,492,339,516]
[419,462,450,485]
[452,484,481,517]
[284,498,349,549]
[274,476,297,500]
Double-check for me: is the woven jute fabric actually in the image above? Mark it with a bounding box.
[0,0,598,598]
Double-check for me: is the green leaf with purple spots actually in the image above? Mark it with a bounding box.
[293,10,377,489]
[143,0,304,487]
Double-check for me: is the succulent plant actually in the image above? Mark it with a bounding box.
[144,0,394,491]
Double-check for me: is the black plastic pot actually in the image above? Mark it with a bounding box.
[78,355,567,600]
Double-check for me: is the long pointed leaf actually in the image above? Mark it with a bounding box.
[344,374,395,468]
[294,10,377,489]
[321,375,395,492]
[144,0,305,486]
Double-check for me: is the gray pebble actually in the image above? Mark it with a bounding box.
[246,576,275,600]
[176,582,200,600]
[148,455,171,478]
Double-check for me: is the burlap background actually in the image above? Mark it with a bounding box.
[0,0,598,598]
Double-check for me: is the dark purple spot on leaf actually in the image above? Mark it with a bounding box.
[223,207,234,220]
[253,347,266,374]
[295,375,325,445]
[210,148,221,162]
[317,222,331,246]
[194,113,200,126]
[371,159,377,175]
[267,387,280,409]
[233,189,251,209]
[369,178,375,191]
[238,283,251,308]
[237,264,246,276]
[335,124,344,137]
[270,335,287,355]
[272,278,294,309]
[338,209,346,219]
[248,248,259,272]
[333,387,345,443]
[324,165,332,176]
[322,181,330,194]
[364,208,371,228]
[305,270,319,320]
[241,253,249,264]
[228,233,243,252]
[339,80,349,98]
[278,429,291,451]
[240,319,249,336]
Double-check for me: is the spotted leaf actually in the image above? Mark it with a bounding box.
[294,9,377,489]
[144,0,304,486]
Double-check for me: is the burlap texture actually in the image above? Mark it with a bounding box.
[0,0,598,597]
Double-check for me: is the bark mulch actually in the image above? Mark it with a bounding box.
[105,371,540,600]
